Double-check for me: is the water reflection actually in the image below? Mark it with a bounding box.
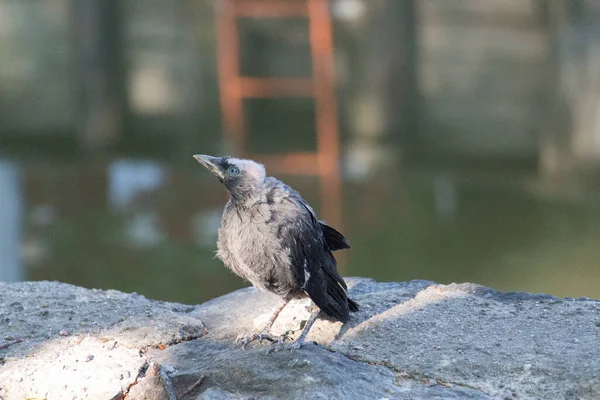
[5,157,599,303]
[108,160,166,247]
[344,170,600,300]
[432,172,457,221]
[0,160,23,282]
[107,160,166,212]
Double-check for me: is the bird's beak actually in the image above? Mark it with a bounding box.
[193,154,224,180]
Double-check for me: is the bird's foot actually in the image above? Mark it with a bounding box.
[236,330,291,349]
[266,338,315,354]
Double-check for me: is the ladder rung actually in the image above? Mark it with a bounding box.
[232,1,308,18]
[255,153,320,175]
[238,77,314,98]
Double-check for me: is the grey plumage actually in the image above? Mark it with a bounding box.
[194,154,358,349]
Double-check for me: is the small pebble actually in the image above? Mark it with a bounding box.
[59,330,69,336]
[85,354,94,362]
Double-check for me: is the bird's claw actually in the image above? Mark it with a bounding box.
[236,331,290,349]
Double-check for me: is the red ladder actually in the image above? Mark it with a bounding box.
[216,0,343,232]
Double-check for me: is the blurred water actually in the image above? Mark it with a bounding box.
[0,160,23,282]
[2,155,599,304]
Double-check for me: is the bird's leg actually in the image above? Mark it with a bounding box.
[291,310,319,347]
[267,309,320,353]
[263,300,288,332]
[237,300,290,349]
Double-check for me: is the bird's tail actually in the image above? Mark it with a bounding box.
[348,297,359,312]
[320,222,351,251]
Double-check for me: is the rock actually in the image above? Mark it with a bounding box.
[1,279,599,400]
[0,281,205,400]
[125,363,176,400]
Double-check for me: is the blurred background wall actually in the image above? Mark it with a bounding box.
[1,0,600,303]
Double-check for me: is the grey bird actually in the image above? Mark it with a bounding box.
[194,154,359,350]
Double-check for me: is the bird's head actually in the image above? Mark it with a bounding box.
[193,154,266,199]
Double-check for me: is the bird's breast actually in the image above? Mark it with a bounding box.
[216,209,294,292]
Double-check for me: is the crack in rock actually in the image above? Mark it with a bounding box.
[338,351,491,396]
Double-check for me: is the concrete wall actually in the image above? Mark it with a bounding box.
[417,0,549,159]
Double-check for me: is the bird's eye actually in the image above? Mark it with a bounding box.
[227,166,240,176]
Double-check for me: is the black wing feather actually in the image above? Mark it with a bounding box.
[280,194,359,322]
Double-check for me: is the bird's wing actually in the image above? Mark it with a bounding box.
[278,195,352,322]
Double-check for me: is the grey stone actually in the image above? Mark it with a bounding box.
[1,279,599,400]
[0,281,205,400]
[125,363,175,400]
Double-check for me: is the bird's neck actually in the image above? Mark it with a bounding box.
[228,187,259,208]
[229,191,249,204]
[228,179,266,206]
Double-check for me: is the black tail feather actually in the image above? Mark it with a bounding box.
[320,222,351,251]
[312,267,360,323]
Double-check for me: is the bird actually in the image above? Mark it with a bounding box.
[193,154,359,350]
